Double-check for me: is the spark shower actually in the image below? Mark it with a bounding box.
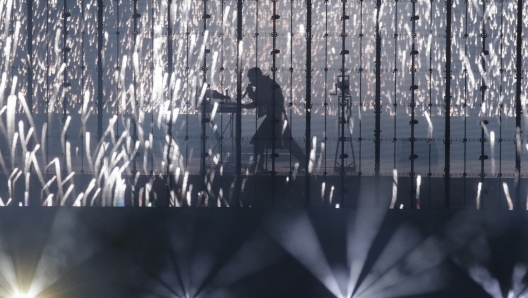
[0,0,526,208]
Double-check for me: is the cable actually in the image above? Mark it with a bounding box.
[410,0,418,208]
[393,0,398,180]
[289,0,293,206]
[339,0,349,207]
[271,0,279,205]
[499,0,504,207]
[323,0,329,205]
[479,0,488,207]
[463,0,468,206]
[116,0,120,137]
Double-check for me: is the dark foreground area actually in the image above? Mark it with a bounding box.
[0,208,527,297]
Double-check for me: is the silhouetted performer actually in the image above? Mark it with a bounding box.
[242,67,306,172]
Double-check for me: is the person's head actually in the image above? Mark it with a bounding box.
[247,67,262,84]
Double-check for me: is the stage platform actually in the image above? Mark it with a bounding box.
[0,208,525,298]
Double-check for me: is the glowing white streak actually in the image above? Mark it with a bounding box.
[329,186,334,205]
[321,182,326,201]
[94,142,109,179]
[90,188,101,206]
[490,131,495,175]
[73,193,84,207]
[17,92,38,144]
[85,132,94,173]
[198,83,208,107]
[197,30,209,64]
[186,185,193,206]
[501,182,513,210]
[317,140,325,172]
[120,56,128,111]
[60,184,74,206]
[211,100,219,122]
[309,137,317,174]
[10,75,17,95]
[238,41,244,59]
[424,111,433,140]
[468,266,502,298]
[44,194,54,206]
[29,145,46,192]
[61,172,75,187]
[10,132,18,168]
[416,175,422,209]
[0,144,9,175]
[81,89,91,116]
[83,179,97,206]
[6,95,16,148]
[0,72,7,106]
[133,51,139,79]
[476,182,482,210]
[24,172,30,206]
[3,37,11,63]
[41,176,57,198]
[390,169,398,209]
[61,116,71,155]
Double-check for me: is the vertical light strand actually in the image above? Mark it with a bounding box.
[150,0,154,177]
[200,0,210,206]
[410,0,419,209]
[166,0,174,206]
[97,0,104,144]
[428,0,432,207]
[289,0,293,206]
[305,0,312,207]
[393,0,398,181]
[26,0,32,150]
[62,0,70,180]
[132,0,139,205]
[81,0,85,176]
[374,0,382,203]
[46,0,49,170]
[498,0,504,206]
[252,0,259,200]
[184,0,189,171]
[479,0,488,207]
[463,0,468,205]
[271,0,279,205]
[115,0,120,136]
[514,0,523,209]
[323,0,329,205]
[358,0,363,178]
[444,0,453,208]
[234,0,243,207]
[26,0,33,206]
[339,0,349,206]
[219,0,225,206]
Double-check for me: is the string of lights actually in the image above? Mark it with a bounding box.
[410,0,419,209]
[271,0,279,205]
[339,0,348,207]
[479,0,488,206]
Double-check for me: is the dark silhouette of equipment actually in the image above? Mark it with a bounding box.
[330,75,356,173]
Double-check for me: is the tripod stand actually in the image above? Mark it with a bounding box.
[330,75,356,173]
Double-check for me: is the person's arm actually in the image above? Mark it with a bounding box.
[242,85,257,109]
